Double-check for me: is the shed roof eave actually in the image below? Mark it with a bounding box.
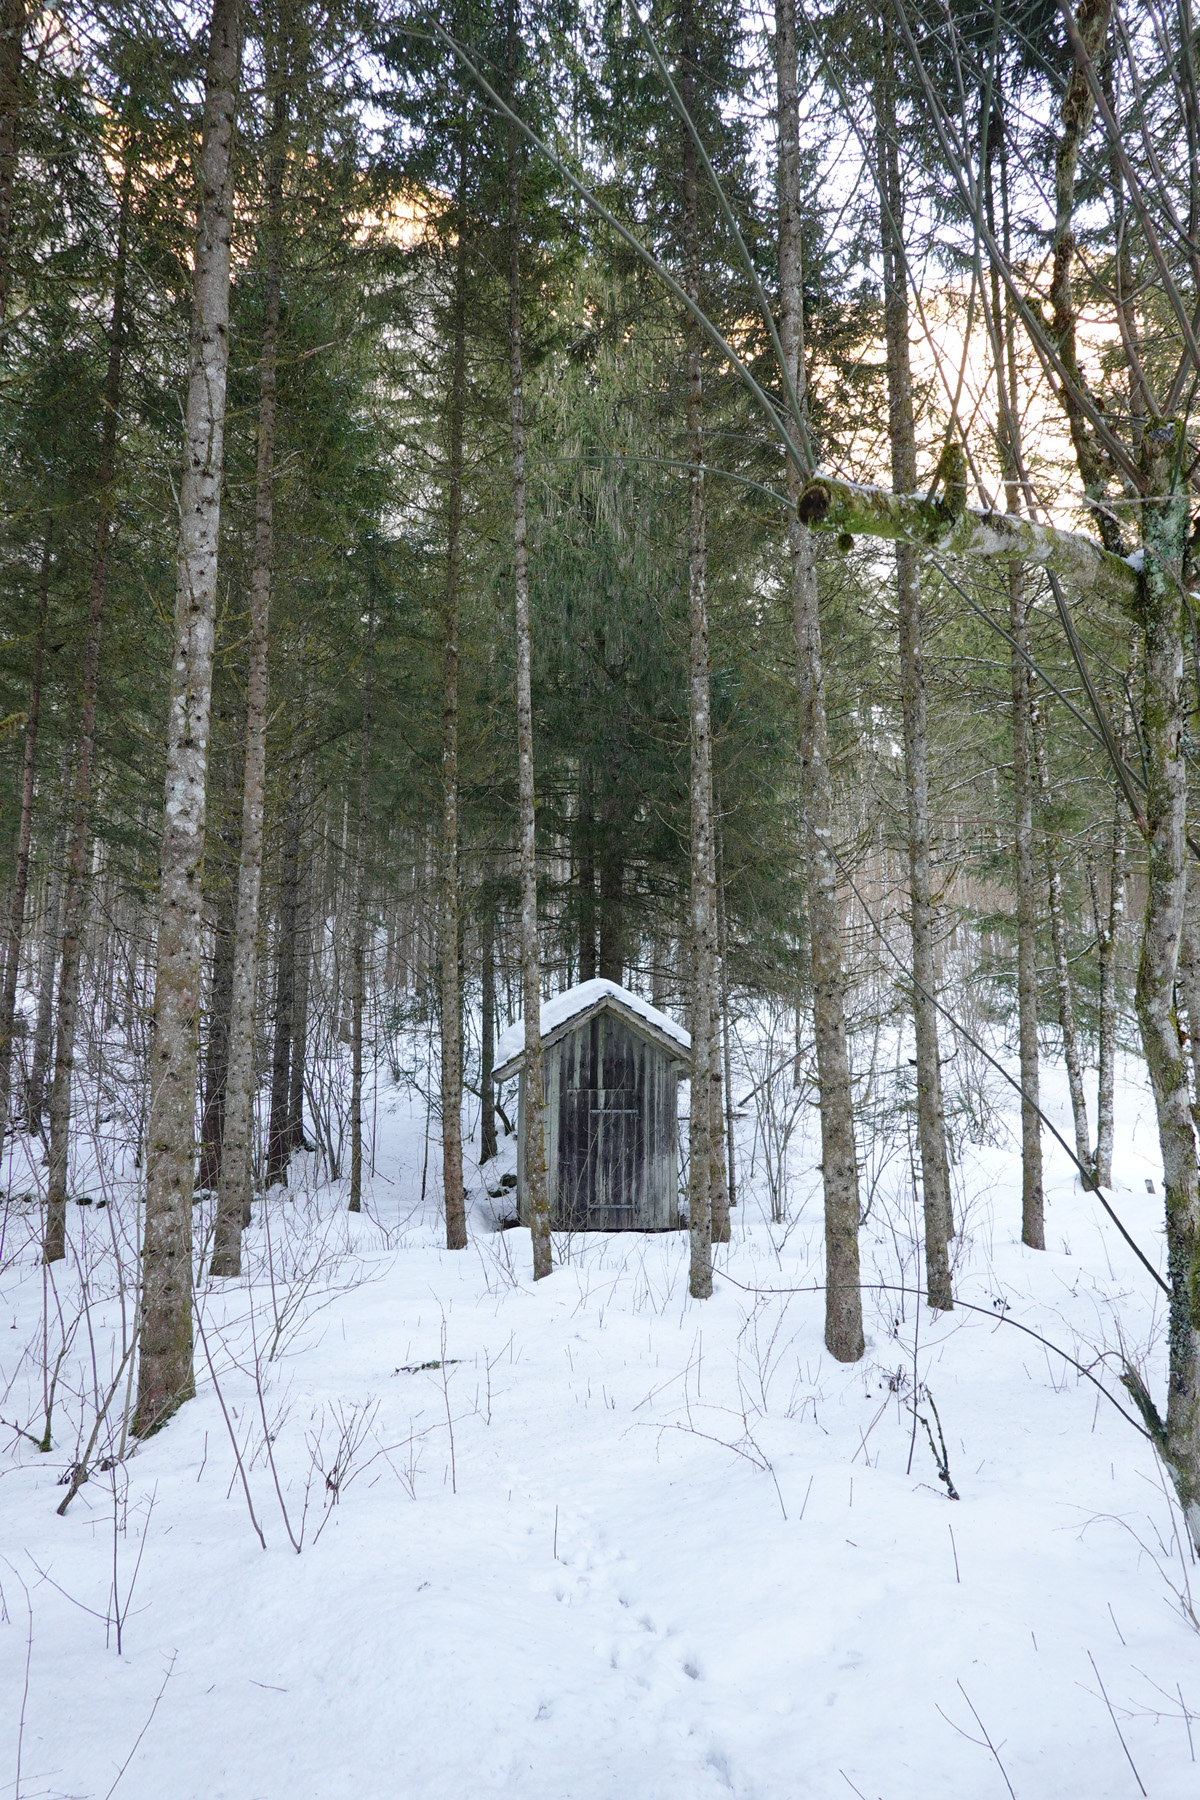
[491,985,691,1083]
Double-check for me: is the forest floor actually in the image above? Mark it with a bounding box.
[0,1041,1198,1799]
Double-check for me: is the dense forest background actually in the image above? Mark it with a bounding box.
[2,0,1199,1539]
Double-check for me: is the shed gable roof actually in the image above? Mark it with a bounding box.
[492,979,691,1082]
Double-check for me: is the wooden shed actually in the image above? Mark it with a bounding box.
[492,979,691,1231]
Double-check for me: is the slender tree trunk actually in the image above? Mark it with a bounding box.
[28,780,68,1133]
[680,0,717,1288]
[508,2,549,1279]
[349,600,375,1214]
[440,157,468,1249]
[0,0,23,331]
[1049,0,1120,546]
[288,830,311,1156]
[1009,567,1045,1247]
[778,0,862,1358]
[1090,792,1125,1188]
[709,827,729,1243]
[211,96,284,1272]
[876,29,952,1306]
[985,111,1044,1249]
[578,764,596,981]
[197,868,235,1191]
[480,869,497,1163]
[0,522,50,1138]
[598,775,625,985]
[1032,696,1091,1174]
[135,0,242,1438]
[1123,421,1200,1551]
[718,869,736,1210]
[44,149,133,1262]
[265,778,299,1187]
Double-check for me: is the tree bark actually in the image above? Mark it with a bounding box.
[681,0,719,1286]
[135,0,242,1438]
[718,867,736,1210]
[0,521,50,1139]
[1009,565,1045,1247]
[598,773,625,985]
[1090,791,1126,1188]
[440,152,468,1250]
[211,91,284,1273]
[287,829,312,1156]
[44,147,133,1261]
[480,868,497,1164]
[985,129,1045,1251]
[197,864,235,1192]
[508,1,550,1279]
[0,0,23,331]
[27,771,68,1133]
[778,0,862,1358]
[578,764,596,981]
[265,776,300,1187]
[708,826,729,1244]
[349,600,375,1214]
[1032,696,1092,1175]
[1124,421,1200,1550]
[875,26,953,1307]
[1050,0,1120,547]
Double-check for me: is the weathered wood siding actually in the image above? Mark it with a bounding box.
[517,1010,681,1230]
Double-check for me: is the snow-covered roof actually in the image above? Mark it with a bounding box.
[493,978,690,1080]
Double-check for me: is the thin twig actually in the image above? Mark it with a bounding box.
[1087,1651,1147,1795]
[103,1650,177,1799]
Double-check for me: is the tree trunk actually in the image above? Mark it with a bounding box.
[211,94,284,1273]
[578,764,596,981]
[875,29,952,1307]
[0,0,23,330]
[985,124,1045,1250]
[1009,566,1045,1247]
[135,0,242,1438]
[44,147,133,1262]
[709,833,729,1244]
[598,776,624,985]
[288,830,311,1156]
[1090,791,1125,1188]
[440,155,468,1250]
[508,2,549,1280]
[681,0,718,1288]
[27,769,69,1132]
[1124,421,1200,1551]
[1032,696,1091,1175]
[0,521,50,1139]
[349,601,375,1214]
[480,869,497,1164]
[718,868,736,1210]
[197,867,235,1192]
[265,779,300,1188]
[778,0,862,1359]
[1049,0,1119,547]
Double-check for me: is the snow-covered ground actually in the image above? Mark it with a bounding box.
[1,1042,1197,1799]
